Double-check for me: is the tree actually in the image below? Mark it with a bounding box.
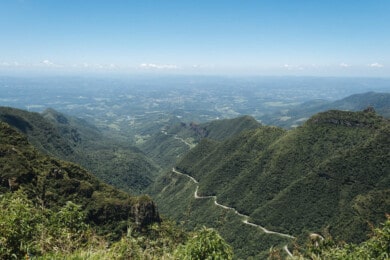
[289,215,390,259]
[0,190,43,258]
[176,227,233,260]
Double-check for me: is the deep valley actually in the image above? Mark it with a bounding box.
[0,76,389,259]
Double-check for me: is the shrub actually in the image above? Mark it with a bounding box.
[175,227,233,260]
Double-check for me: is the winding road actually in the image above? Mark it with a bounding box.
[161,130,193,148]
[172,168,295,256]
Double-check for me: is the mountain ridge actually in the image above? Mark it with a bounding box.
[150,109,390,258]
[261,92,390,128]
[139,115,261,169]
[0,106,158,194]
[0,121,161,238]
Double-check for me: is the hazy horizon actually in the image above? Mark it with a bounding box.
[1,0,389,77]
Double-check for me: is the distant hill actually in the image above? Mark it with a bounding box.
[331,91,390,116]
[0,107,159,194]
[199,115,262,141]
[151,109,390,258]
[0,121,161,238]
[261,92,390,128]
[139,115,261,169]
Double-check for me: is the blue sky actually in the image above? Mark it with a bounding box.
[0,0,389,76]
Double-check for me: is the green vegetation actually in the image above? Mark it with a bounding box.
[195,115,261,141]
[139,115,261,169]
[2,102,389,258]
[0,189,234,259]
[176,227,233,260]
[138,129,192,169]
[331,92,390,118]
[150,171,291,259]
[262,92,390,128]
[0,120,233,259]
[0,107,159,194]
[0,190,92,259]
[281,216,390,259]
[152,109,390,258]
[0,120,160,238]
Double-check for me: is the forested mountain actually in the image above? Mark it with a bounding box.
[0,120,236,259]
[140,92,390,172]
[330,92,390,116]
[139,115,261,169]
[151,109,390,258]
[0,107,158,194]
[0,121,161,236]
[1,94,388,258]
[261,92,390,128]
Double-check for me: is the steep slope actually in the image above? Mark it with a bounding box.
[149,169,291,259]
[193,115,262,141]
[331,91,390,117]
[151,109,390,257]
[0,121,161,238]
[261,92,390,128]
[249,111,390,241]
[0,107,158,194]
[139,115,261,169]
[178,110,389,239]
[0,107,75,158]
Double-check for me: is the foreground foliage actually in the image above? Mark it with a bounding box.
[176,227,233,260]
[0,189,233,259]
[286,216,390,259]
[0,190,91,258]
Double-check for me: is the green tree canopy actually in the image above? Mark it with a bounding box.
[176,227,233,260]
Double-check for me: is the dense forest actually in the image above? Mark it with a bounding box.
[0,120,234,259]
[1,103,389,259]
[151,109,390,258]
[0,107,159,194]
[1,0,390,257]
[139,115,261,169]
